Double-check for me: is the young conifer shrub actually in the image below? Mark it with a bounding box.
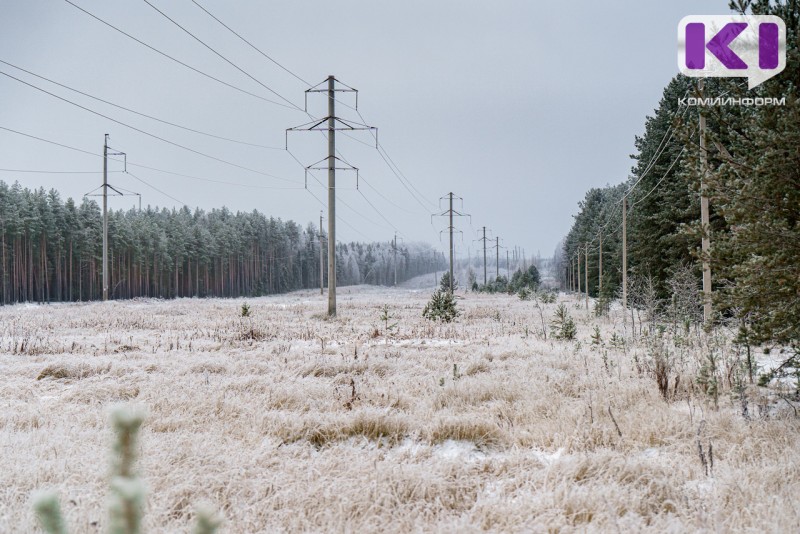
[550,303,577,341]
[33,405,220,534]
[423,289,459,323]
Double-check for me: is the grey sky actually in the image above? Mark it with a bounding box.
[0,0,730,260]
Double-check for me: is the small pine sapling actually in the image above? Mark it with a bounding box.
[422,289,459,323]
[378,304,398,340]
[33,405,220,534]
[550,303,577,341]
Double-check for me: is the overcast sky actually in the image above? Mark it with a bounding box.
[0,0,731,260]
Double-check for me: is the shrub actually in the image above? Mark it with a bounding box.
[423,289,459,323]
[33,405,220,534]
[439,272,458,293]
[550,304,577,340]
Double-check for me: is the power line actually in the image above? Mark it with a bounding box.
[628,147,686,211]
[0,124,303,193]
[0,168,119,175]
[0,59,282,150]
[126,170,186,207]
[287,149,373,240]
[0,69,300,184]
[0,125,99,158]
[62,0,296,110]
[176,3,429,225]
[356,107,436,210]
[189,0,312,87]
[140,0,302,111]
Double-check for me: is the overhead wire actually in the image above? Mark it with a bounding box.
[62,0,296,110]
[189,0,312,87]
[0,124,304,193]
[0,59,283,150]
[126,170,186,206]
[0,69,301,184]
[140,0,303,111]
[0,168,119,174]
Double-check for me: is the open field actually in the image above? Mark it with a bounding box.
[1,285,798,532]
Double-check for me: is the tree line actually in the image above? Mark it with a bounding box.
[0,181,444,304]
[558,0,800,347]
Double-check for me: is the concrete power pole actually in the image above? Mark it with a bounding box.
[432,193,468,294]
[326,76,336,316]
[622,196,628,323]
[481,227,488,285]
[450,194,454,292]
[598,232,603,295]
[286,76,376,316]
[434,251,438,287]
[319,211,324,295]
[94,135,127,301]
[393,232,398,287]
[698,78,712,323]
[584,244,589,311]
[103,135,108,301]
[495,236,500,279]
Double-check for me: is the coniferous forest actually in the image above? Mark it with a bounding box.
[559,1,799,347]
[0,181,442,304]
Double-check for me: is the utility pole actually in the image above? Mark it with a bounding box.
[598,232,603,295]
[286,76,375,317]
[622,196,628,323]
[584,244,589,311]
[91,134,127,301]
[392,233,403,287]
[432,193,469,294]
[489,236,505,280]
[393,233,397,286]
[478,226,489,285]
[326,77,336,316]
[450,196,455,291]
[698,78,712,323]
[103,135,108,301]
[319,211,324,295]
[495,237,500,279]
[506,250,510,278]
[434,250,438,287]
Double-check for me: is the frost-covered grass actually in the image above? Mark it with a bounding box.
[1,285,798,532]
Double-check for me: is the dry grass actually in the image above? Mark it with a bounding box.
[0,284,798,532]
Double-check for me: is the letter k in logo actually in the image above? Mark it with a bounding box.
[686,22,748,69]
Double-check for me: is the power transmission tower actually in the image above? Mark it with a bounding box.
[475,226,491,285]
[392,232,404,287]
[286,76,376,316]
[432,193,469,294]
[433,250,438,287]
[698,78,712,323]
[85,134,131,301]
[492,236,505,279]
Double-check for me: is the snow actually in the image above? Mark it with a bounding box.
[1,285,798,532]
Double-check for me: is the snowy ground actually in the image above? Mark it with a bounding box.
[1,285,798,532]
